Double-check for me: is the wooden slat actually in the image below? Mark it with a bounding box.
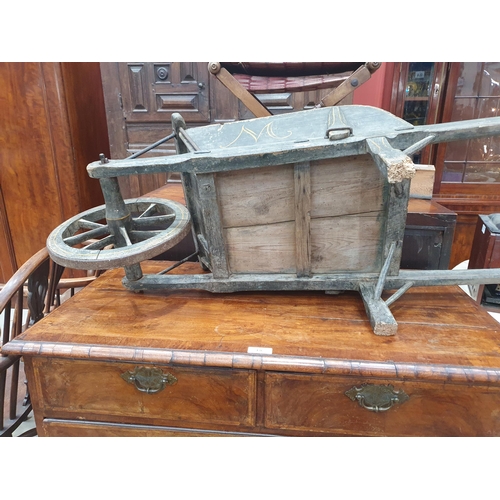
[294,162,311,277]
[232,72,349,93]
[196,173,229,278]
[211,66,271,118]
[9,358,20,420]
[310,155,385,218]
[225,221,296,274]
[0,370,5,430]
[365,137,414,275]
[217,156,385,275]
[385,179,411,275]
[217,165,294,228]
[321,65,374,107]
[9,289,23,419]
[311,214,382,273]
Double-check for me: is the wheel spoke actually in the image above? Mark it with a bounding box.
[79,219,105,230]
[129,230,163,242]
[132,214,175,228]
[64,226,110,246]
[119,226,133,246]
[83,235,115,250]
[47,197,191,270]
[137,204,157,219]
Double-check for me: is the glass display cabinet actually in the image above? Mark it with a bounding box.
[437,62,500,186]
[391,62,447,164]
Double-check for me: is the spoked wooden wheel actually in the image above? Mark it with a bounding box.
[47,198,191,270]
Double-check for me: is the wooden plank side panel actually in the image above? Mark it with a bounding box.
[217,165,295,228]
[216,154,385,231]
[225,221,296,273]
[311,214,382,272]
[217,156,385,275]
[309,154,385,273]
[310,155,385,218]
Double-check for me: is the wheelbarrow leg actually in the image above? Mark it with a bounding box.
[359,242,398,336]
[359,283,398,336]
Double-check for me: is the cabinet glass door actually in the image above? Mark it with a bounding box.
[403,62,436,127]
[440,62,500,185]
[392,62,447,164]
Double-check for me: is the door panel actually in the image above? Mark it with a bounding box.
[101,62,211,197]
[101,62,354,198]
[119,62,210,124]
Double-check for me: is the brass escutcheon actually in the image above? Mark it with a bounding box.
[121,366,177,394]
[345,383,409,412]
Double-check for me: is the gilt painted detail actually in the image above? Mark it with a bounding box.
[223,122,292,148]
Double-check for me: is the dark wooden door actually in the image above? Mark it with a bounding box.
[101,62,211,198]
[101,62,352,199]
[118,62,210,151]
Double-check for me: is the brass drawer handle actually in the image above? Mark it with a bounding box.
[121,366,177,394]
[345,383,409,413]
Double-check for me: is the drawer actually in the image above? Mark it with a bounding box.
[41,419,268,437]
[265,372,500,436]
[31,358,256,428]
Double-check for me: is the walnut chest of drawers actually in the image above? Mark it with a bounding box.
[4,261,500,436]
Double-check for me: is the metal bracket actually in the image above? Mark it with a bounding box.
[326,107,352,140]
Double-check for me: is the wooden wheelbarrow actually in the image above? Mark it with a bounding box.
[47,104,500,335]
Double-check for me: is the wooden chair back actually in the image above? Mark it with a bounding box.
[208,62,381,118]
[0,248,97,436]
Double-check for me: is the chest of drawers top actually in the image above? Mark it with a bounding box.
[4,260,500,386]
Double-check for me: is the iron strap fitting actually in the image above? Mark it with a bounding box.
[326,126,353,141]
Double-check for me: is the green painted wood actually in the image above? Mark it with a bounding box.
[359,283,398,336]
[122,267,500,293]
[195,173,229,278]
[87,106,500,179]
[46,104,500,335]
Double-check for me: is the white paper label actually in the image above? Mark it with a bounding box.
[247,347,273,354]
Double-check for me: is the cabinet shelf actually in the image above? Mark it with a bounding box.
[404,96,430,101]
